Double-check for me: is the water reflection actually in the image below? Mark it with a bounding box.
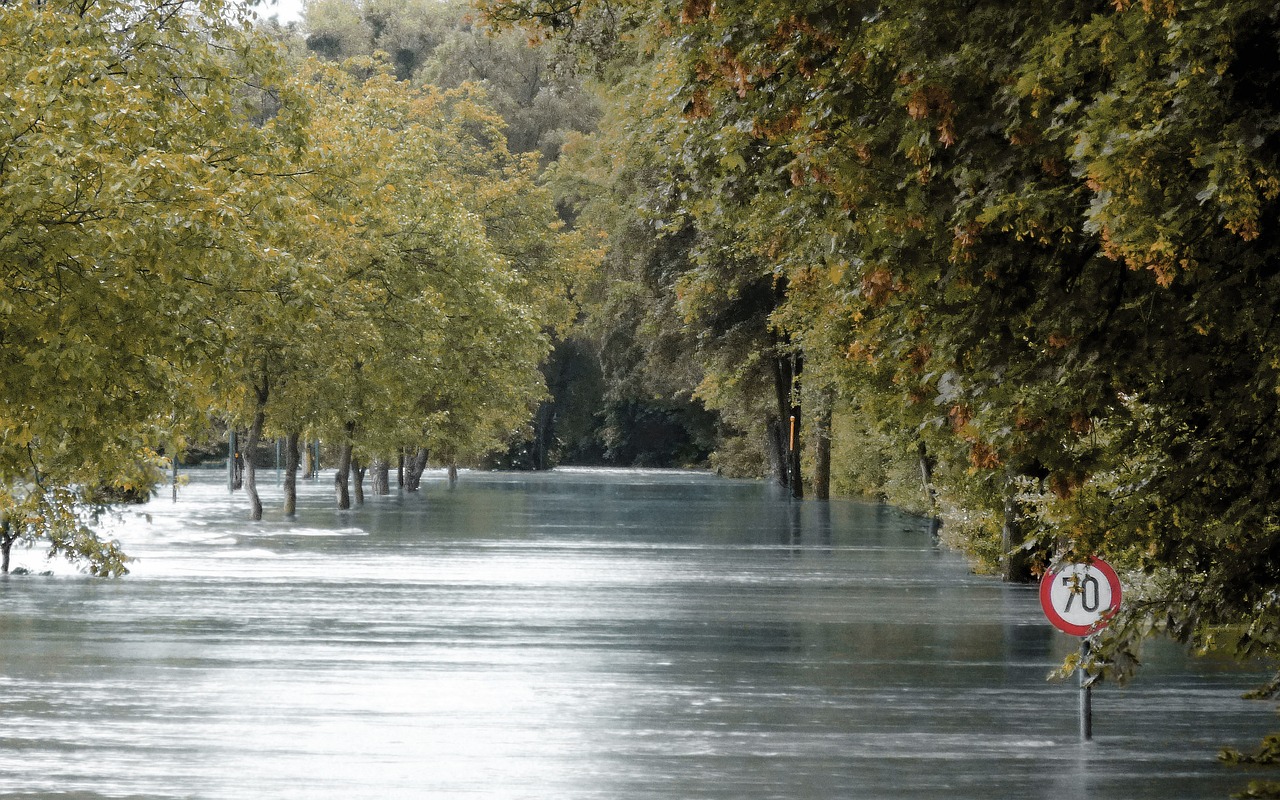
[0,468,1274,799]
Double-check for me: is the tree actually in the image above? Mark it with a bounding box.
[262,58,572,509]
[420,21,600,164]
[0,0,301,572]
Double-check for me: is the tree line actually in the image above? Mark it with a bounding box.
[0,0,586,574]
[477,0,1280,780]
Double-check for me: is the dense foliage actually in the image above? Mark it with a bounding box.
[0,0,577,566]
[479,0,1280,773]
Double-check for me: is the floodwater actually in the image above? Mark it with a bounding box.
[0,468,1275,799]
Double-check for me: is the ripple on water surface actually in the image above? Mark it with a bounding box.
[0,468,1274,799]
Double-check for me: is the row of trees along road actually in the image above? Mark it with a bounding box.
[0,0,585,573]
[479,0,1280,778]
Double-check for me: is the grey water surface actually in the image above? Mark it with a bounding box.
[0,468,1275,799]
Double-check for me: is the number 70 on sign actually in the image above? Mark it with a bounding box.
[1039,557,1123,636]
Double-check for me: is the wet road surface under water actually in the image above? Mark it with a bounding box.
[1,468,1275,798]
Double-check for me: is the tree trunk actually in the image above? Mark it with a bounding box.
[918,441,935,505]
[1,519,12,574]
[918,441,942,540]
[1001,471,1033,583]
[283,432,300,517]
[447,463,458,487]
[335,444,352,509]
[334,422,355,510]
[812,392,833,501]
[405,447,429,491]
[789,353,803,499]
[771,357,791,491]
[244,420,263,522]
[397,451,405,489]
[770,348,804,498]
[353,456,365,506]
[228,429,243,491]
[372,459,390,495]
[244,381,268,522]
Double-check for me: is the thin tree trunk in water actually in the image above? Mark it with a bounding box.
[1001,471,1033,583]
[373,459,390,495]
[770,348,804,498]
[918,441,936,506]
[812,393,833,501]
[789,353,804,499]
[405,448,429,491]
[447,463,458,487]
[335,444,352,509]
[918,441,942,539]
[335,422,355,510]
[244,382,268,522]
[1,519,12,574]
[771,357,791,491]
[229,429,243,490]
[284,432,300,517]
[397,451,405,489]
[353,457,365,506]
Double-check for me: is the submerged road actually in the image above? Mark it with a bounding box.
[0,468,1274,798]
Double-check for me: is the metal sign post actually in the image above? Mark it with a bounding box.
[1078,638,1092,741]
[1040,557,1123,742]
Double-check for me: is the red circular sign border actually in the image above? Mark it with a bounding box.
[1039,557,1123,637]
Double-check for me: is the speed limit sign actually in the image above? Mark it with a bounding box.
[1040,557,1123,636]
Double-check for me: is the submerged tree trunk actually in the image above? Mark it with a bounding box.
[812,391,833,501]
[353,457,365,506]
[372,459,390,495]
[228,429,243,491]
[335,444,352,509]
[405,448,429,491]
[283,432,300,517]
[397,451,405,489]
[771,357,791,491]
[334,422,355,510]
[1,518,12,574]
[244,381,268,522]
[789,353,803,499]
[447,462,458,487]
[1001,470,1033,583]
[918,441,936,506]
[918,441,942,540]
[771,349,804,499]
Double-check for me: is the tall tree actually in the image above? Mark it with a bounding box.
[0,0,301,572]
